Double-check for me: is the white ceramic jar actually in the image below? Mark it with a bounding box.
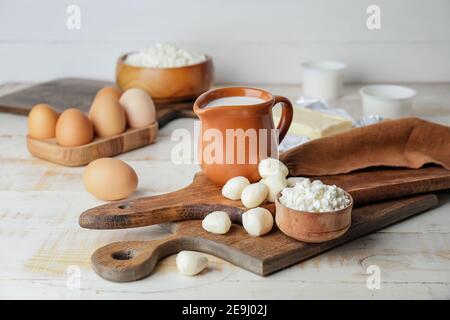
[301,61,346,100]
[359,85,416,118]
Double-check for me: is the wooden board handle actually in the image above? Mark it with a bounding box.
[91,238,179,282]
[79,192,246,230]
[80,195,187,229]
[91,224,261,282]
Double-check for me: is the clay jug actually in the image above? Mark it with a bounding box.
[193,87,293,185]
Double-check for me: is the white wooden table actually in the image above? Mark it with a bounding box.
[0,83,449,299]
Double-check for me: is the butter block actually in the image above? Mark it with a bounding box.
[273,107,352,139]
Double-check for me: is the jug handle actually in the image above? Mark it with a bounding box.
[273,95,294,143]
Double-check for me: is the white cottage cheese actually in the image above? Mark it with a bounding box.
[125,43,207,68]
[279,178,350,212]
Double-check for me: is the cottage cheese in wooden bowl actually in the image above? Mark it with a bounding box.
[116,43,214,102]
[124,43,207,68]
[275,178,353,243]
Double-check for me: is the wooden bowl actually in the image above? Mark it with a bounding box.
[275,191,353,243]
[116,53,214,103]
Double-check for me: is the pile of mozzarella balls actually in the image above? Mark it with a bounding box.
[203,158,289,237]
[176,158,289,276]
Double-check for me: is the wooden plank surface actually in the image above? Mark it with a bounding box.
[1,82,450,299]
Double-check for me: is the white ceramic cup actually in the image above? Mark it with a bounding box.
[359,85,416,118]
[301,61,346,100]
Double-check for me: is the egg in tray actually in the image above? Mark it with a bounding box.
[26,86,158,166]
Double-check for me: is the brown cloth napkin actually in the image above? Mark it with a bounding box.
[280,117,450,176]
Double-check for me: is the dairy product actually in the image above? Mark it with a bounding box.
[205,96,265,108]
[125,43,206,68]
[241,183,268,208]
[261,173,287,203]
[176,251,208,276]
[273,107,352,139]
[202,211,231,234]
[222,176,250,200]
[286,177,306,187]
[258,158,289,178]
[242,207,274,237]
[279,178,350,212]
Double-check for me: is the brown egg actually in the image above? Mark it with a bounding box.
[95,86,122,100]
[28,104,59,139]
[119,88,156,128]
[89,95,126,137]
[56,108,94,146]
[83,158,138,200]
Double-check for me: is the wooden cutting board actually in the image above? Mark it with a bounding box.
[79,166,450,229]
[0,78,196,128]
[79,167,450,282]
[90,194,437,282]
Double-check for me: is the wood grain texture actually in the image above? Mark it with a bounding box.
[79,166,450,230]
[91,194,438,282]
[0,78,197,128]
[27,122,158,166]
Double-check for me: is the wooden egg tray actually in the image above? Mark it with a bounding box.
[27,122,158,166]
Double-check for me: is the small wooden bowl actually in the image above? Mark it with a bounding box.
[27,122,158,166]
[275,191,353,243]
[116,53,214,103]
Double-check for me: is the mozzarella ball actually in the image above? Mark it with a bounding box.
[261,173,287,203]
[242,207,274,236]
[222,176,250,200]
[258,158,289,178]
[176,251,208,276]
[202,211,232,234]
[241,183,268,208]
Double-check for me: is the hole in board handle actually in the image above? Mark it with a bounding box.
[118,202,132,210]
[111,250,134,260]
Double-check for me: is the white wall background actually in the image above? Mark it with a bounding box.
[1,0,449,84]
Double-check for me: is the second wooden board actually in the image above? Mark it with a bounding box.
[0,78,197,126]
